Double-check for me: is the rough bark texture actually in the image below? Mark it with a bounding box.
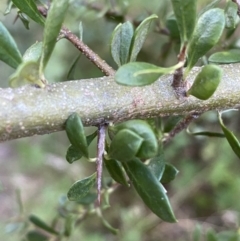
[1,64,240,142]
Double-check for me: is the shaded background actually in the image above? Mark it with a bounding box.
[0,0,240,240]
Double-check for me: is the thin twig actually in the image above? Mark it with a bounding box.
[163,112,201,145]
[171,44,188,98]
[38,6,115,76]
[96,124,107,205]
[60,27,115,76]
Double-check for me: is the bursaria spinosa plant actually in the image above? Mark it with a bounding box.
[1,0,240,240]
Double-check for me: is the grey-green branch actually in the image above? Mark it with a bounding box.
[1,64,240,142]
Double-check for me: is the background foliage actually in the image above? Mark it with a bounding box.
[1,0,240,240]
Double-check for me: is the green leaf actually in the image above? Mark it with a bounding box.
[23,41,42,62]
[185,8,225,76]
[209,49,240,64]
[104,158,129,186]
[110,21,134,66]
[0,22,22,69]
[165,15,180,40]
[67,54,81,80]
[66,130,97,163]
[187,64,222,100]
[109,129,143,161]
[187,130,225,138]
[65,113,89,158]
[40,0,69,72]
[218,112,240,159]
[129,14,158,62]
[66,145,82,164]
[76,192,97,205]
[112,120,158,159]
[12,0,45,26]
[198,0,221,16]
[148,147,165,180]
[171,0,197,44]
[67,173,96,201]
[18,12,30,30]
[160,163,179,184]
[29,215,58,235]
[206,229,218,241]
[225,1,239,30]
[26,230,49,241]
[4,1,14,15]
[64,215,73,237]
[9,61,45,88]
[123,158,177,222]
[115,61,183,86]
[164,116,183,133]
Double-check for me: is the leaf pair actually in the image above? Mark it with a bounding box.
[111,14,158,67]
[108,120,158,161]
[123,158,177,222]
[3,0,70,87]
[0,0,44,70]
[170,0,225,77]
[65,113,93,161]
[184,8,225,77]
[148,150,179,184]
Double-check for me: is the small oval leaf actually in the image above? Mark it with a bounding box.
[18,12,30,30]
[208,49,240,64]
[148,147,165,180]
[171,0,197,44]
[66,145,82,164]
[40,0,69,72]
[65,113,89,158]
[187,64,222,100]
[26,230,49,241]
[104,158,129,186]
[0,22,22,69]
[29,215,58,235]
[23,41,43,62]
[166,15,180,40]
[185,8,225,76]
[9,61,45,88]
[115,61,183,86]
[123,158,177,222]
[12,0,45,26]
[110,21,134,66]
[225,1,239,30]
[164,116,183,133]
[109,129,143,161]
[66,131,97,164]
[76,192,97,205]
[67,173,96,201]
[129,14,158,62]
[218,112,240,159]
[160,163,179,184]
[112,120,158,159]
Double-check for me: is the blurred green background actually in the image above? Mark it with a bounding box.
[1,0,240,240]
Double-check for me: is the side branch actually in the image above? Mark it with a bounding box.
[60,27,115,76]
[0,64,240,142]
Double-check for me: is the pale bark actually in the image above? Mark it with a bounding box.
[1,63,240,142]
